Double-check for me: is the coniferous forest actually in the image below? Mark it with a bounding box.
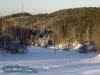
[0,7,100,54]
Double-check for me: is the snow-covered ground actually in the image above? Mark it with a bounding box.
[0,46,100,75]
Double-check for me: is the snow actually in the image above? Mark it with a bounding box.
[49,42,82,50]
[48,44,67,49]
[86,43,94,50]
[0,46,100,75]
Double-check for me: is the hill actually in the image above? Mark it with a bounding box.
[0,7,100,52]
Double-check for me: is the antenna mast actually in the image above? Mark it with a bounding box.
[22,3,23,13]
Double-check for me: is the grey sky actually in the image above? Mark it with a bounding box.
[0,0,100,16]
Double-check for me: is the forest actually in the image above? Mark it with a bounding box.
[0,7,100,54]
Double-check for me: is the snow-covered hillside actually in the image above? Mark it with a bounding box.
[0,46,100,75]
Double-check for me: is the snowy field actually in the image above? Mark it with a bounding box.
[0,46,100,75]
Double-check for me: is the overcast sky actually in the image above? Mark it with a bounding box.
[0,0,100,16]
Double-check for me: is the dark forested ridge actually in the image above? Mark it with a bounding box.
[0,7,100,53]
